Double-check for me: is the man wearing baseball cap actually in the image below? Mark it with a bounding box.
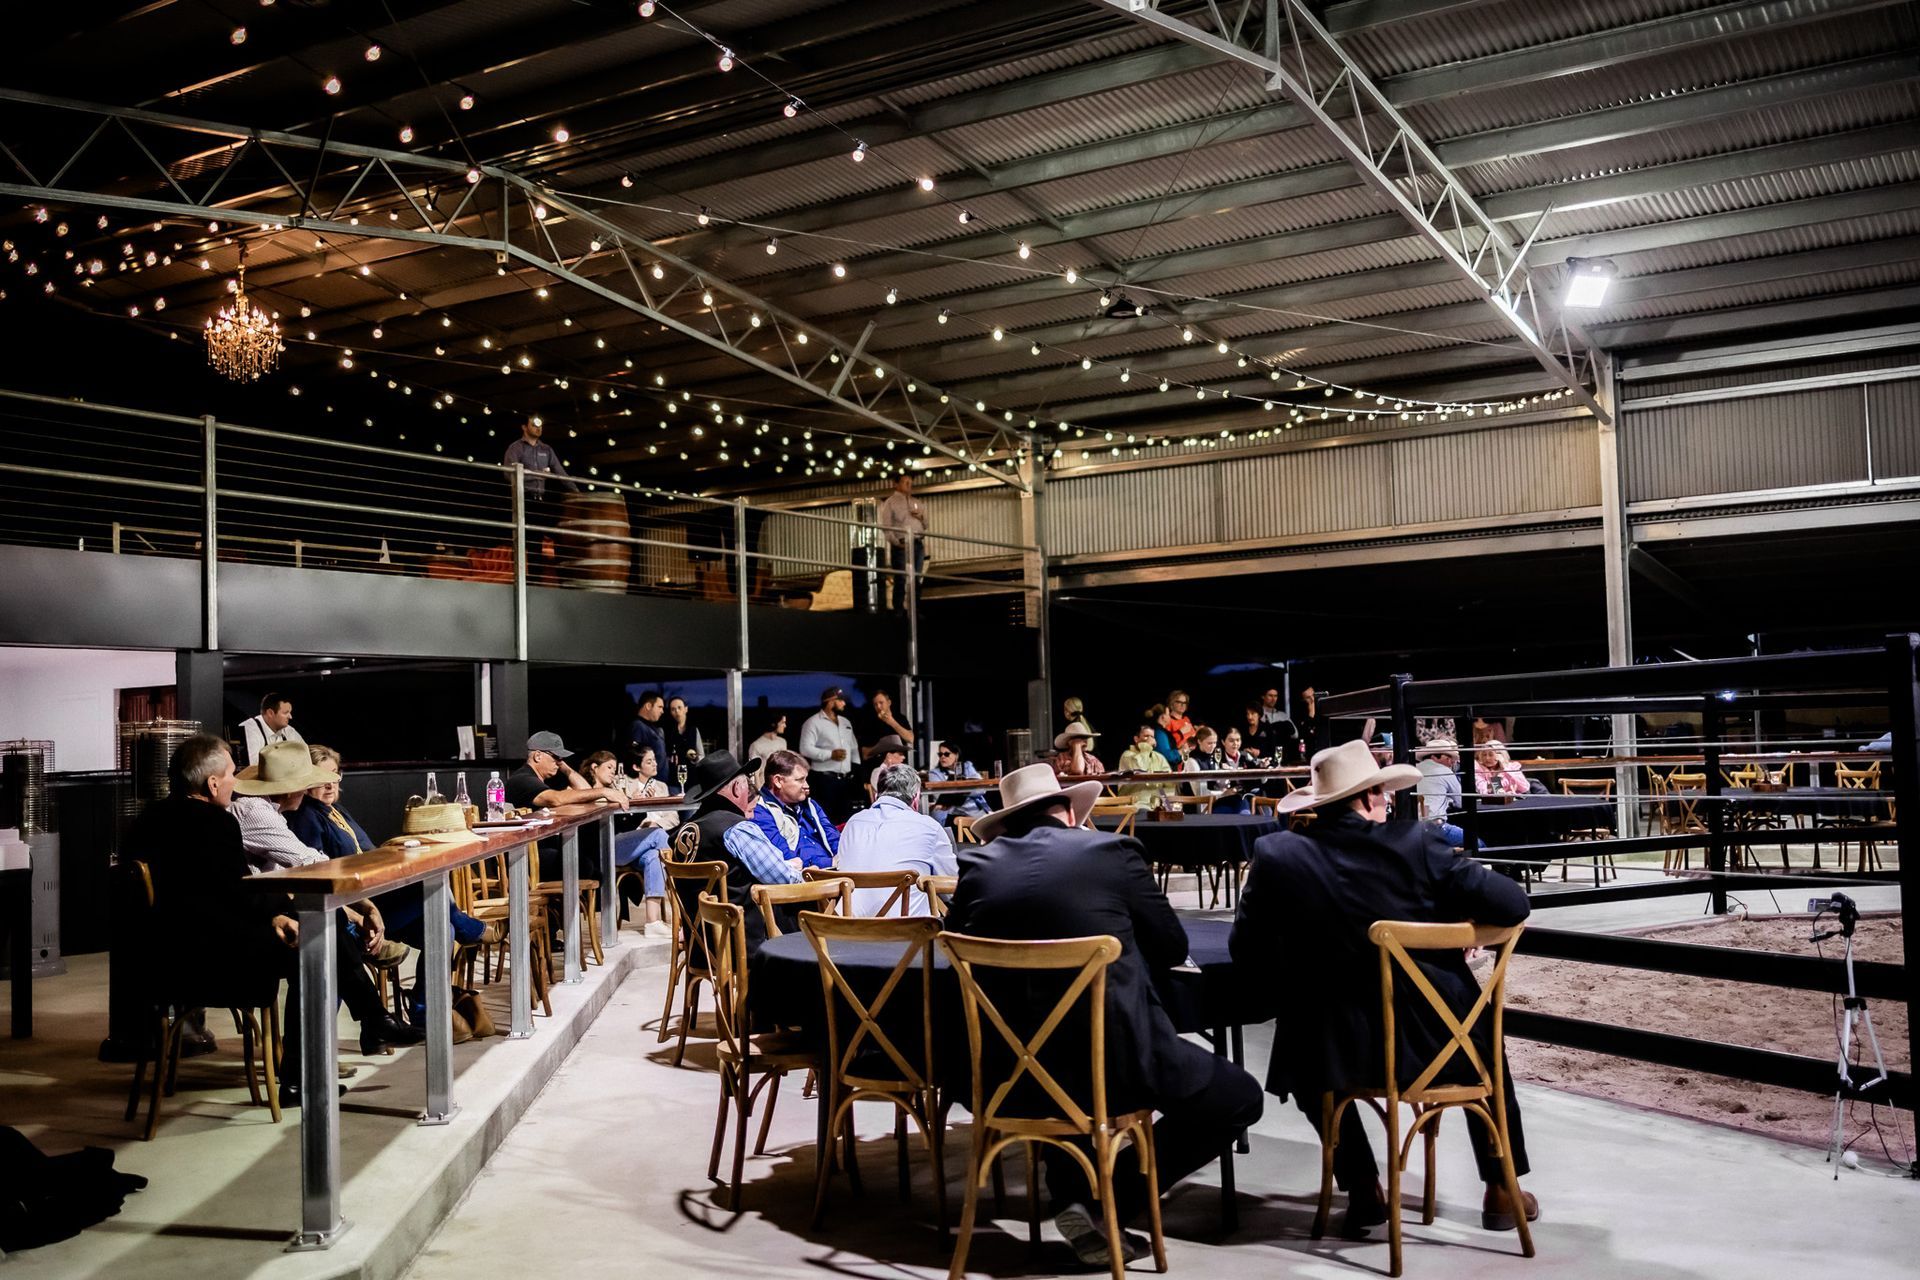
[797,686,859,821]
[505,731,629,884]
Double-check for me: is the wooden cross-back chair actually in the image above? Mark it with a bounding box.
[697,894,819,1210]
[1310,921,1533,1279]
[749,878,852,939]
[1090,795,1138,836]
[800,912,948,1229]
[455,847,553,1016]
[1164,792,1215,813]
[659,853,728,1067]
[920,873,957,919]
[805,866,920,917]
[951,814,982,844]
[1813,762,1884,871]
[1555,778,1617,882]
[1658,770,1707,871]
[937,931,1167,1280]
[120,861,283,1138]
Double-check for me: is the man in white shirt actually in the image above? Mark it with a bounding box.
[1415,737,1463,822]
[239,692,305,768]
[835,764,956,916]
[798,685,860,821]
[877,473,926,613]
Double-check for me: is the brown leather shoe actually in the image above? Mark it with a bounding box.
[1481,1183,1539,1231]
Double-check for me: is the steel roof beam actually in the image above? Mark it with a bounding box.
[933,235,1920,398]
[671,0,1876,266]
[0,90,1029,487]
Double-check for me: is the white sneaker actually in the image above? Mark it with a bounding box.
[1053,1202,1147,1268]
[641,919,672,939]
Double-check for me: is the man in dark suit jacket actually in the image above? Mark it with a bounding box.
[948,764,1263,1267]
[1231,739,1537,1236]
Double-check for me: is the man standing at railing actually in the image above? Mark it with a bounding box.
[503,417,577,583]
[877,471,926,613]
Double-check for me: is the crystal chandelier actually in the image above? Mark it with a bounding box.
[205,244,282,381]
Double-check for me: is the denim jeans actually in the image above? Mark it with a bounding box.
[613,826,670,897]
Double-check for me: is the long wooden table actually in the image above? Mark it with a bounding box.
[242,797,680,1250]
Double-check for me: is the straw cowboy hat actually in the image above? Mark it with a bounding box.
[1277,738,1422,813]
[1418,736,1460,756]
[389,802,481,849]
[870,734,908,757]
[1052,721,1099,752]
[232,740,339,796]
[972,761,1103,842]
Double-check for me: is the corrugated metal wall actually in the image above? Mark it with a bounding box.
[1622,387,1867,502]
[1869,378,1920,479]
[1040,421,1599,558]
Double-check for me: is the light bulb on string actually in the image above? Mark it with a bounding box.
[717,47,734,71]
[764,238,778,255]
[696,206,710,226]
[638,1,656,14]
[322,75,342,95]
[831,263,847,278]
[851,141,866,162]
[398,125,414,144]
[552,125,570,143]
[782,99,799,118]
[885,288,897,304]
[917,176,935,192]
[1064,267,1077,284]
[230,26,247,45]
[1016,242,1030,260]
[957,210,974,224]
[1181,326,1194,342]
[364,44,381,61]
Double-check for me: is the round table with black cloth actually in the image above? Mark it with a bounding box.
[751,916,1265,1050]
[1458,794,1614,859]
[1092,813,1281,908]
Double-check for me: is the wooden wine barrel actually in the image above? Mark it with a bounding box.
[556,491,631,592]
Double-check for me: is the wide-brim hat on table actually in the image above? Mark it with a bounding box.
[1052,721,1099,751]
[390,802,481,848]
[682,749,762,805]
[1277,738,1422,813]
[233,741,339,795]
[972,762,1103,842]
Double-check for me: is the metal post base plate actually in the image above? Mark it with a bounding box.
[287,1219,352,1252]
[417,1105,461,1128]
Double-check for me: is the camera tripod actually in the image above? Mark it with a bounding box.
[1809,894,1889,1175]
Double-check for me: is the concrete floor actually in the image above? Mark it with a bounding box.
[403,940,1920,1280]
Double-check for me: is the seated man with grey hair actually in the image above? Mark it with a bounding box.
[834,762,957,915]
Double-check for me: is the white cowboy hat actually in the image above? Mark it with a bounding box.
[1277,738,1422,813]
[972,761,1103,842]
[232,740,340,796]
[1051,720,1099,751]
[1418,736,1459,755]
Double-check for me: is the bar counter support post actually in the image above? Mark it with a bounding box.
[1703,698,1727,916]
[731,498,749,761]
[291,902,345,1249]
[598,817,619,951]
[420,872,456,1125]
[561,826,582,984]
[1884,632,1920,1174]
[508,844,532,1038]
[1388,674,1414,817]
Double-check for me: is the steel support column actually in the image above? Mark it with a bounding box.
[1595,354,1639,837]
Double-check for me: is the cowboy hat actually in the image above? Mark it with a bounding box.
[389,802,480,849]
[1277,738,1421,813]
[233,740,340,796]
[972,762,1103,842]
[870,733,908,756]
[1418,736,1459,755]
[1052,720,1099,751]
[681,749,762,805]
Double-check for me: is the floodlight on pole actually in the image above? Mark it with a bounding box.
[1563,257,1617,308]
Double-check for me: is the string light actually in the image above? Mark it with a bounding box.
[918,176,935,192]
[364,44,382,62]
[638,1,656,14]
[553,126,570,143]
[1016,242,1031,260]
[783,99,799,118]
[1064,267,1078,284]
[458,92,476,110]
[851,141,866,162]
[230,26,247,45]
[764,237,778,255]
[831,263,847,278]
[322,76,342,95]
[717,47,734,71]
[398,125,414,144]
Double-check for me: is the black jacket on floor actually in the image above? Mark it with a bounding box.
[1230,809,1529,1102]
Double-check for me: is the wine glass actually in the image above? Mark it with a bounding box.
[676,764,689,791]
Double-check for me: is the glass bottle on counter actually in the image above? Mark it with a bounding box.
[425,770,445,805]
[454,772,473,824]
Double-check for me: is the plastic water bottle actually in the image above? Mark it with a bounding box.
[486,771,506,820]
